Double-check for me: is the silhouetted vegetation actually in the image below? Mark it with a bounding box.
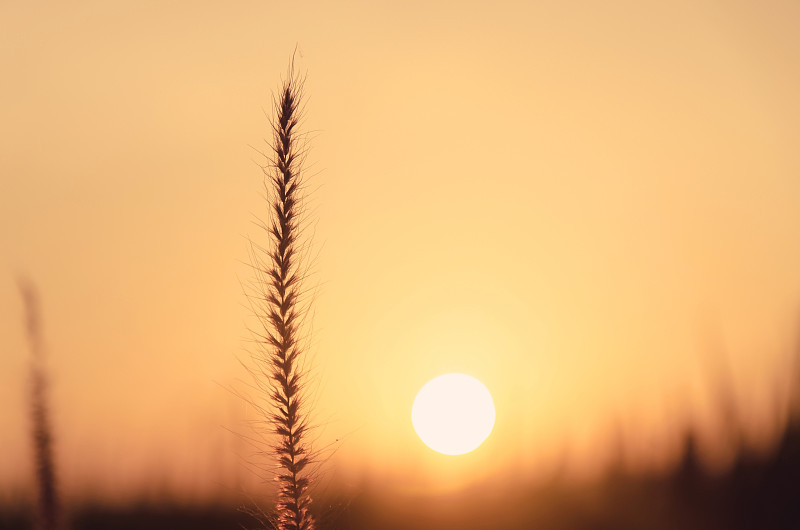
[19,279,63,530]
[310,328,800,530]
[244,60,316,530]
[5,356,800,530]
[311,409,800,529]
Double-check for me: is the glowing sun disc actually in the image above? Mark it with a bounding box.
[412,373,496,455]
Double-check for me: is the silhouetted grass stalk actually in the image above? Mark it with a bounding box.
[250,68,315,530]
[19,280,62,530]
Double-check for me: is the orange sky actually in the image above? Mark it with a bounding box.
[2,0,800,506]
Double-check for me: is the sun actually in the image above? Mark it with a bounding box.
[411,373,496,455]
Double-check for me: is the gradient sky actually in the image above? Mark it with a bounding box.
[2,0,800,506]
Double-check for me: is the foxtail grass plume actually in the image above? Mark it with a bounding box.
[19,279,63,530]
[249,66,316,530]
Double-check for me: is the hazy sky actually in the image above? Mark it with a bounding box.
[2,0,800,505]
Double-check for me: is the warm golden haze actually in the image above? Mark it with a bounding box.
[0,1,799,520]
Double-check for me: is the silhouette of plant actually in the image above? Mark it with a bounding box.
[19,279,62,530]
[247,63,316,530]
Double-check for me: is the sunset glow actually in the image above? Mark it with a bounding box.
[2,1,800,528]
[412,373,495,455]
